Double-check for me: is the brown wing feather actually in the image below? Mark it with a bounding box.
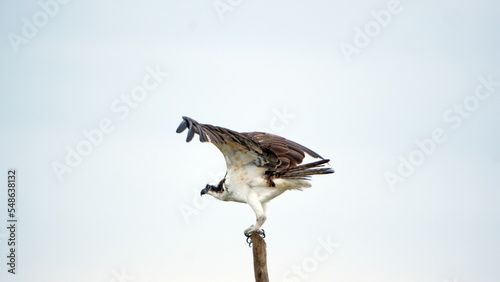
[176,117,334,184]
[176,116,279,168]
[242,132,325,172]
[279,159,334,179]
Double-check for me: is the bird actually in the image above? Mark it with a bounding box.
[176,116,334,236]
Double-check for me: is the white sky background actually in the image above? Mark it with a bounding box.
[1,0,500,281]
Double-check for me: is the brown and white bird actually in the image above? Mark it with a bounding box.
[176,116,334,236]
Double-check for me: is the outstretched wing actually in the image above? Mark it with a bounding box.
[176,116,279,169]
[176,116,328,175]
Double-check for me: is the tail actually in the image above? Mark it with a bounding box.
[278,159,334,180]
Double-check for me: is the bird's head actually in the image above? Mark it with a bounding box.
[200,178,226,199]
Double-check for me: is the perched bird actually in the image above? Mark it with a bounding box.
[176,116,334,236]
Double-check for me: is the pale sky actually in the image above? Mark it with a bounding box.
[1,1,500,281]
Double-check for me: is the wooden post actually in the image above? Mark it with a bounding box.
[250,232,269,282]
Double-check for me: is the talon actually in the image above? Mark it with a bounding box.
[243,225,255,237]
[243,228,266,247]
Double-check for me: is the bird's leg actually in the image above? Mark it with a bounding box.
[244,194,268,237]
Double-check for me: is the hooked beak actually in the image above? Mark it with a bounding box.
[200,186,209,196]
